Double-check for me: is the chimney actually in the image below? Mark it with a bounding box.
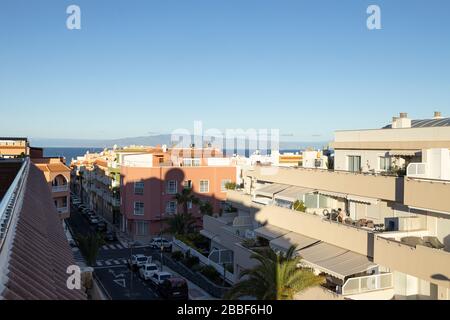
[434,111,442,119]
[392,116,398,128]
[395,112,411,128]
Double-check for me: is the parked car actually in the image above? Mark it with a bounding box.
[105,231,117,242]
[150,271,172,286]
[138,263,159,280]
[128,254,151,270]
[96,222,107,232]
[78,204,86,210]
[158,277,189,300]
[81,208,91,214]
[149,237,172,251]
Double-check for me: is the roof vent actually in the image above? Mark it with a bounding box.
[395,112,411,128]
[434,111,442,119]
[399,112,408,118]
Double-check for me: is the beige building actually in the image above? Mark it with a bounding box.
[200,112,450,300]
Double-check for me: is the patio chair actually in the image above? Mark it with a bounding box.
[423,236,445,250]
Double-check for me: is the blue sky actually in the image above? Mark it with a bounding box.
[1,0,449,141]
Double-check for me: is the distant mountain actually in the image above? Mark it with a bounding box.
[30,135,330,151]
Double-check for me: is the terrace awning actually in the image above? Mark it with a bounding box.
[297,242,377,280]
[388,150,420,157]
[270,232,319,252]
[200,229,217,240]
[274,186,315,202]
[347,195,379,205]
[317,190,348,199]
[254,224,290,240]
[255,183,289,198]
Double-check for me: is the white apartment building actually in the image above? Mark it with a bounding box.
[200,112,450,300]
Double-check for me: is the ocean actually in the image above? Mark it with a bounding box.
[43,147,104,165]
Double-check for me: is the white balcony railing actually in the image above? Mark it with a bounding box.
[57,206,69,214]
[342,273,393,296]
[407,163,427,178]
[52,185,69,193]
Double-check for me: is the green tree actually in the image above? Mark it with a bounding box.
[225,245,324,300]
[164,212,197,235]
[199,201,213,216]
[76,233,104,266]
[293,200,306,212]
[174,187,200,214]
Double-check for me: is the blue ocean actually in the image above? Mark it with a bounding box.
[43,147,104,165]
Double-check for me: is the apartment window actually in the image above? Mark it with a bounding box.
[135,221,148,236]
[199,180,209,193]
[134,202,144,215]
[166,180,177,194]
[183,158,201,167]
[379,157,391,171]
[348,156,361,172]
[134,181,144,195]
[221,179,231,192]
[183,180,193,189]
[166,201,177,214]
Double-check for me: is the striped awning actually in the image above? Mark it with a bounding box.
[255,183,289,198]
[274,186,315,202]
[388,150,420,157]
[317,190,348,199]
[347,195,379,205]
[254,225,290,240]
[270,232,319,252]
[297,242,377,280]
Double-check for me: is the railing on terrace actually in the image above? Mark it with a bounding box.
[52,184,69,192]
[407,163,427,178]
[341,273,394,296]
[0,158,29,251]
[172,238,235,283]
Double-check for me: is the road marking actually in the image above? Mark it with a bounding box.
[113,279,126,288]
[96,261,103,266]
[116,244,124,249]
[105,260,112,265]
[113,260,121,265]
[122,259,128,264]
[109,244,117,249]
[102,245,109,250]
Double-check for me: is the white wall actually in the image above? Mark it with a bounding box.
[334,149,393,172]
[122,153,153,167]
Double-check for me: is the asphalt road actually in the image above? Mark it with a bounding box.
[67,202,161,300]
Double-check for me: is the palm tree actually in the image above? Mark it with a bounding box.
[225,245,324,300]
[163,212,197,235]
[199,201,213,216]
[173,187,200,214]
[76,233,104,266]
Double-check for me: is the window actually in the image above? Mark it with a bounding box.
[182,158,201,167]
[199,180,209,193]
[134,202,144,215]
[134,181,144,195]
[221,179,231,192]
[166,180,177,194]
[166,201,177,214]
[183,180,192,189]
[379,157,391,171]
[348,156,361,172]
[135,221,148,236]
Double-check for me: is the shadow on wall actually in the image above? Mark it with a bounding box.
[120,167,233,239]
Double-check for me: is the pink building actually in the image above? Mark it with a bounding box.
[120,148,237,241]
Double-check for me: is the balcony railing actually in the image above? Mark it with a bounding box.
[407,163,427,178]
[342,273,393,296]
[57,206,69,214]
[52,184,69,193]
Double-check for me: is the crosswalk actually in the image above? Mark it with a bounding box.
[95,258,129,267]
[100,244,126,250]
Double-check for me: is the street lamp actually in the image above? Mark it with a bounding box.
[128,240,135,299]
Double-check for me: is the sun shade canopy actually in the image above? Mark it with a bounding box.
[270,232,319,252]
[254,224,290,240]
[274,186,315,202]
[255,183,289,198]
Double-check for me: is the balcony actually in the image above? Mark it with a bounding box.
[248,166,400,202]
[341,273,394,299]
[374,236,450,289]
[404,177,450,214]
[52,184,69,193]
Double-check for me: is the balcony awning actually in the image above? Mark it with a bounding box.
[274,186,315,202]
[297,242,377,280]
[388,150,420,157]
[254,224,290,240]
[317,190,348,199]
[347,195,379,205]
[255,183,289,198]
[200,229,217,240]
[270,232,319,252]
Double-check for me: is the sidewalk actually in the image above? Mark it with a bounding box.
[157,261,217,300]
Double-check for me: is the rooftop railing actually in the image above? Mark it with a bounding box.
[0,158,29,252]
[341,273,394,296]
